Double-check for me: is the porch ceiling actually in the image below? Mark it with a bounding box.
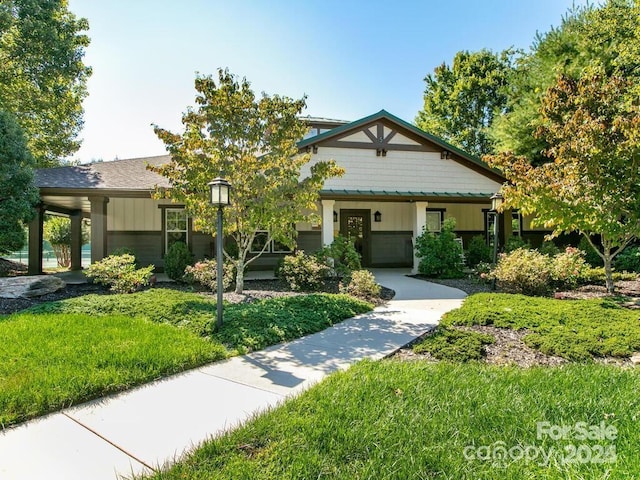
[41,194,91,213]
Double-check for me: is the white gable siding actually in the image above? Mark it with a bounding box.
[339,131,372,142]
[301,147,501,194]
[387,133,421,146]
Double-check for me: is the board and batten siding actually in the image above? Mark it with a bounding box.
[300,146,502,194]
[107,198,174,231]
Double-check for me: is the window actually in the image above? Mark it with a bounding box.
[511,211,523,236]
[165,209,188,252]
[425,210,444,233]
[250,231,294,254]
[250,231,270,253]
[272,239,293,254]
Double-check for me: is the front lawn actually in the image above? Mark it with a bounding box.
[143,361,640,479]
[0,312,225,427]
[1,289,373,427]
[440,293,640,360]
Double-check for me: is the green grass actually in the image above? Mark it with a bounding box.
[0,313,225,426]
[413,326,495,361]
[144,361,640,479]
[2,289,372,426]
[441,293,640,360]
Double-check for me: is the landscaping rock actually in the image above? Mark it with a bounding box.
[631,353,640,365]
[0,275,66,299]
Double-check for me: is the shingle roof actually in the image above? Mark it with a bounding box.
[35,155,171,190]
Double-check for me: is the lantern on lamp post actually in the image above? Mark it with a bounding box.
[208,177,231,329]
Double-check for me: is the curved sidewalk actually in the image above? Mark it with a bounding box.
[0,270,466,480]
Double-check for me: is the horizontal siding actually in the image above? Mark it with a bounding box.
[301,147,501,194]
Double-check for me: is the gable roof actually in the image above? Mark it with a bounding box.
[297,109,504,182]
[35,155,171,191]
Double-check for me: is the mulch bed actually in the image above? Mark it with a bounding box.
[0,277,395,315]
[399,275,640,368]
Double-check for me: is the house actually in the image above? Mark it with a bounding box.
[30,110,546,275]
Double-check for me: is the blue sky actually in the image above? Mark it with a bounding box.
[68,0,589,163]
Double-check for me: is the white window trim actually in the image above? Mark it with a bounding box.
[165,208,188,252]
[425,211,442,233]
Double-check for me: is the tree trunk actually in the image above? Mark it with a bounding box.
[235,258,245,293]
[603,250,614,294]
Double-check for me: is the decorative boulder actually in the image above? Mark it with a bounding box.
[0,275,66,299]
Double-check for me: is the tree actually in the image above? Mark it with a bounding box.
[150,69,344,293]
[487,72,640,293]
[491,0,640,165]
[415,49,516,157]
[0,110,39,255]
[0,0,91,167]
[43,214,89,267]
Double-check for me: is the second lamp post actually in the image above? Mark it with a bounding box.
[208,177,231,329]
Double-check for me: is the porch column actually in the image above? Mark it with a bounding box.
[321,199,335,246]
[27,204,44,275]
[412,201,428,274]
[70,210,83,271]
[89,196,109,263]
[502,208,513,240]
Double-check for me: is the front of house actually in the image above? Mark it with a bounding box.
[30,110,546,274]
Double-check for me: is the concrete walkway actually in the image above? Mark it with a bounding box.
[0,269,466,480]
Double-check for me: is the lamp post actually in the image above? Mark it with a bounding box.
[490,192,503,290]
[208,177,231,329]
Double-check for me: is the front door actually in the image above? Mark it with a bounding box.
[340,209,371,267]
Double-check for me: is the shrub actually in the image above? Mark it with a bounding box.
[538,240,560,256]
[491,247,551,295]
[415,218,464,278]
[614,245,640,273]
[315,235,362,277]
[184,259,235,292]
[577,236,603,267]
[443,293,640,360]
[279,251,329,291]
[550,247,588,290]
[413,326,494,362]
[111,246,135,257]
[85,254,154,294]
[465,235,492,268]
[164,241,193,281]
[340,269,381,301]
[504,236,531,253]
[579,267,637,285]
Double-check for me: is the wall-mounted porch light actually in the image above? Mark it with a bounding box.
[374,211,382,222]
[333,211,338,222]
[440,150,451,160]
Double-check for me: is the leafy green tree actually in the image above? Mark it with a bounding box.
[488,72,640,293]
[43,214,89,267]
[415,49,516,157]
[0,0,91,167]
[491,0,640,164]
[150,69,344,293]
[0,110,39,255]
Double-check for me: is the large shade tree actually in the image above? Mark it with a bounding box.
[487,71,640,293]
[0,0,91,167]
[415,49,516,157]
[0,110,39,254]
[491,0,640,165]
[150,69,344,293]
